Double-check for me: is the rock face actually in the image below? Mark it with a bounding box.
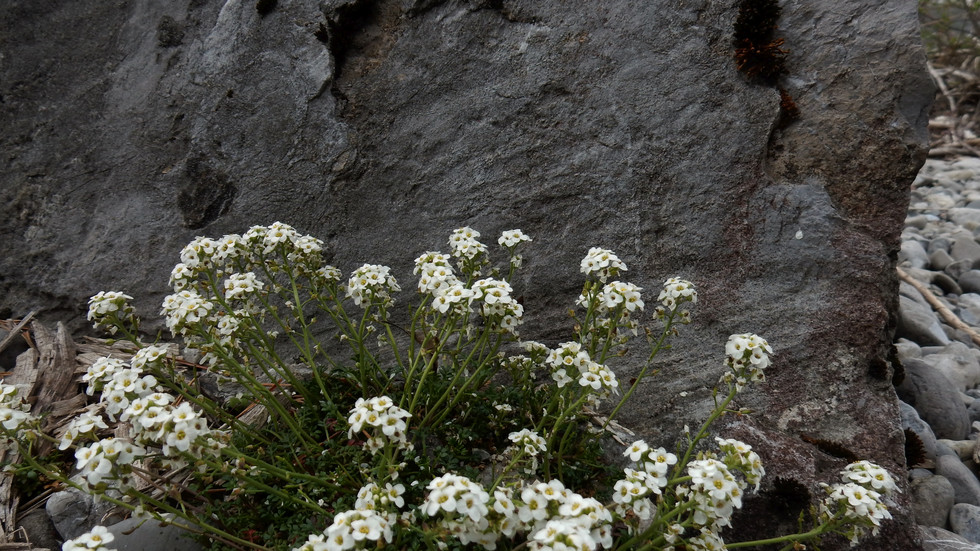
[0,0,932,548]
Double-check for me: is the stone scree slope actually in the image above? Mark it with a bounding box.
[0,0,932,548]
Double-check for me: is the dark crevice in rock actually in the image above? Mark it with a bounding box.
[327,0,401,106]
[328,0,379,84]
[472,0,537,24]
[404,0,448,17]
[734,0,797,170]
[176,155,236,229]
[314,21,330,43]
[256,0,278,17]
[156,16,184,48]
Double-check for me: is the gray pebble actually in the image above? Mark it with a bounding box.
[898,359,971,440]
[951,259,979,280]
[907,215,930,230]
[913,467,938,479]
[961,271,980,294]
[107,517,205,551]
[46,488,115,540]
[954,232,980,264]
[896,338,923,363]
[931,236,954,254]
[958,294,980,327]
[937,272,967,295]
[952,503,980,543]
[934,249,957,270]
[16,508,61,551]
[898,296,952,347]
[951,209,980,231]
[969,401,980,424]
[937,455,980,506]
[903,280,936,310]
[912,474,956,527]
[920,342,980,393]
[903,239,932,269]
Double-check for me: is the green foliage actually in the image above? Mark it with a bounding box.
[920,0,980,66]
[2,224,901,551]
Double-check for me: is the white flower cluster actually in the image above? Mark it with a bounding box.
[449,227,489,265]
[498,229,532,268]
[545,342,618,403]
[317,265,343,284]
[423,474,518,549]
[580,247,627,283]
[87,291,136,335]
[423,473,492,530]
[417,475,612,550]
[715,437,765,492]
[507,429,548,473]
[355,481,407,510]
[62,525,116,551]
[160,290,214,336]
[722,333,772,391]
[471,278,524,334]
[841,460,900,496]
[498,229,532,248]
[649,436,765,548]
[163,221,331,325]
[528,519,600,551]
[243,222,325,267]
[415,252,457,292]
[656,278,697,323]
[518,480,614,550]
[347,396,412,454]
[0,383,33,444]
[508,429,547,456]
[415,252,475,315]
[223,272,264,301]
[67,389,222,492]
[613,440,678,521]
[819,461,899,546]
[73,437,147,490]
[679,458,744,530]
[58,407,108,451]
[290,481,406,551]
[414,229,532,328]
[179,235,219,269]
[293,508,395,551]
[81,351,164,421]
[62,347,224,492]
[346,264,401,308]
[598,281,644,313]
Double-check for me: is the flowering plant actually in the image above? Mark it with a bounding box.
[2,224,898,551]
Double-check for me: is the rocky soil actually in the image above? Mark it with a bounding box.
[899,156,980,550]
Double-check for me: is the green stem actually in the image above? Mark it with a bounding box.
[428,331,506,427]
[604,309,678,429]
[725,523,833,549]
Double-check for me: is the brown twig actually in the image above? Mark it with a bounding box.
[897,266,980,347]
[0,311,36,357]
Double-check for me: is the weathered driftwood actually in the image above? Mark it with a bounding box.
[0,312,35,359]
[0,541,42,550]
[1,321,85,543]
[0,324,305,544]
[29,322,78,424]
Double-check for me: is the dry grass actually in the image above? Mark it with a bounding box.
[921,0,980,155]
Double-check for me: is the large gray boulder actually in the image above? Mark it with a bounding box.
[0,0,932,548]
